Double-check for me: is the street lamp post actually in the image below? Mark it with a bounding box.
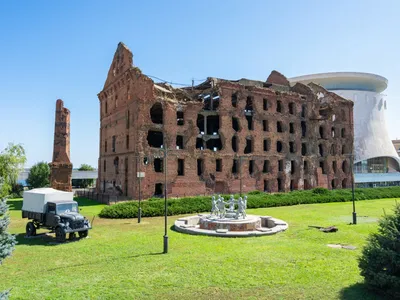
[350,154,357,224]
[137,156,142,223]
[163,147,168,254]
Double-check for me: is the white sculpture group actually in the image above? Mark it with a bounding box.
[210,194,247,219]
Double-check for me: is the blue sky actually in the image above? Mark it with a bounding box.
[1,0,399,167]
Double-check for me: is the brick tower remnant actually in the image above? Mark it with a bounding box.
[50,99,73,191]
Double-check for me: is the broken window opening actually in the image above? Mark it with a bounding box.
[341,128,346,138]
[263,180,269,192]
[147,130,164,148]
[301,104,306,118]
[176,135,184,150]
[231,92,238,107]
[196,137,204,150]
[289,141,295,153]
[126,135,129,149]
[177,111,184,126]
[342,144,349,155]
[211,93,220,110]
[154,158,163,173]
[177,159,185,176]
[277,141,283,153]
[304,179,310,190]
[263,98,268,111]
[246,115,253,130]
[320,161,326,174]
[331,179,337,189]
[114,157,119,174]
[232,117,240,132]
[263,160,270,173]
[342,160,350,173]
[290,180,295,191]
[278,159,284,172]
[341,109,346,121]
[202,94,211,110]
[277,178,283,192]
[197,159,203,176]
[289,123,294,134]
[304,160,309,174]
[331,144,336,155]
[244,137,253,154]
[289,103,295,115]
[105,101,108,114]
[105,140,107,153]
[332,161,337,173]
[232,136,238,152]
[103,160,106,172]
[291,161,296,175]
[301,143,307,156]
[301,121,307,137]
[232,159,238,174]
[331,127,335,138]
[112,135,116,152]
[277,121,283,133]
[126,110,130,129]
[263,120,268,131]
[319,126,325,139]
[150,103,163,124]
[206,138,222,151]
[342,178,348,188]
[154,183,163,196]
[245,96,253,112]
[216,159,222,172]
[318,144,324,156]
[249,160,254,175]
[277,100,282,113]
[207,115,220,135]
[197,114,205,134]
[263,139,270,152]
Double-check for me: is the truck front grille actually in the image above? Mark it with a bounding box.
[70,220,84,229]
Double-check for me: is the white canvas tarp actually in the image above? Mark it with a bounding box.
[22,188,74,213]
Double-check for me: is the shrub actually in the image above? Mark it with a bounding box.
[312,187,329,195]
[358,202,400,298]
[98,186,400,219]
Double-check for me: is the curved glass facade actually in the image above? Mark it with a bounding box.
[354,157,400,174]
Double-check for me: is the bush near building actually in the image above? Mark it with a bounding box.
[99,186,400,219]
[358,202,400,298]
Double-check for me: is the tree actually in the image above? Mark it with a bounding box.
[72,164,95,188]
[358,202,400,298]
[26,162,50,188]
[0,143,26,299]
[0,143,26,199]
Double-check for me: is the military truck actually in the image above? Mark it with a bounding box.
[22,188,92,242]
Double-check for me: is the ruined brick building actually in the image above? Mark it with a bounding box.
[97,43,354,199]
[50,99,72,192]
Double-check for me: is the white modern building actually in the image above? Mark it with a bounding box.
[290,72,400,187]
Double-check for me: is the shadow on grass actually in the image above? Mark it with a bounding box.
[339,283,387,300]
[14,233,86,247]
[46,252,164,272]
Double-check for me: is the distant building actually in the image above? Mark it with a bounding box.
[96,43,354,199]
[392,140,400,156]
[290,72,400,188]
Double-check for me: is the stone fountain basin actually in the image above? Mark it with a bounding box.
[174,214,288,237]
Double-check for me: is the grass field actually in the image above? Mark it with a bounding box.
[1,197,396,299]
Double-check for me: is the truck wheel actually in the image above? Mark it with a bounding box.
[78,230,88,238]
[26,222,36,237]
[55,227,66,243]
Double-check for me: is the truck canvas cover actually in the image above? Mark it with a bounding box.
[22,188,74,213]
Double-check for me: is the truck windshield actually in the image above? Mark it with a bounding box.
[56,203,78,214]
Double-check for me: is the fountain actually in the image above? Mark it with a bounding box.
[174,194,288,237]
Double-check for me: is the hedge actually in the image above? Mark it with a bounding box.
[98,186,400,219]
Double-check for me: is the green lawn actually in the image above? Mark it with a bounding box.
[1,197,397,299]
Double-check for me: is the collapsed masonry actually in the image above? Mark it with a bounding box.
[50,99,73,192]
[97,42,354,199]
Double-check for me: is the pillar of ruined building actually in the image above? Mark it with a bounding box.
[49,99,73,191]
